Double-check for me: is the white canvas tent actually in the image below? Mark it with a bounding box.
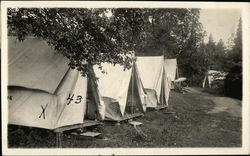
[202,70,228,88]
[136,56,170,109]
[94,61,147,121]
[164,59,179,89]
[8,37,105,131]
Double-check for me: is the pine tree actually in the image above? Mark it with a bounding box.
[224,17,242,99]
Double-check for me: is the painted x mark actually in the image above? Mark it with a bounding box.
[39,103,48,119]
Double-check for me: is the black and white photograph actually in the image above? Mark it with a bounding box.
[1,1,250,155]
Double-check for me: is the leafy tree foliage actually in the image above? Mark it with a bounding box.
[8,8,146,77]
[135,8,205,58]
[8,8,207,81]
[130,8,206,85]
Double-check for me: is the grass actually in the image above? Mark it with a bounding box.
[8,89,242,148]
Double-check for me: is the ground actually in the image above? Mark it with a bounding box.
[8,87,242,148]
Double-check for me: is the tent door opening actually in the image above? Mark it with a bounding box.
[125,65,143,115]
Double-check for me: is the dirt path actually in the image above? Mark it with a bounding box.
[184,87,242,118]
[208,97,241,117]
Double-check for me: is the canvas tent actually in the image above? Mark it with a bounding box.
[8,37,105,132]
[164,59,179,89]
[136,56,170,109]
[202,70,228,88]
[94,61,147,121]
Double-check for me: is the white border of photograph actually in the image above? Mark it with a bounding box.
[1,1,250,155]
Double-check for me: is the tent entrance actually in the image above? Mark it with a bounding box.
[103,96,144,122]
[160,72,166,105]
[94,62,146,122]
[125,64,144,116]
[125,78,143,115]
[103,97,123,121]
[144,89,157,108]
[103,64,145,121]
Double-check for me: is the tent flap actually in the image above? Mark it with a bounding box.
[164,59,178,81]
[94,63,131,116]
[136,56,169,107]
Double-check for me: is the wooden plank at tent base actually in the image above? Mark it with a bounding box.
[53,120,101,133]
[122,113,144,121]
[155,105,168,110]
[80,131,101,137]
[105,112,144,122]
[70,131,102,140]
[129,121,143,128]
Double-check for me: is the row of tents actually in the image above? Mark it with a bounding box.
[8,37,179,132]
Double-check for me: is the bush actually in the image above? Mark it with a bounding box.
[224,65,242,100]
[211,80,224,89]
[187,74,204,87]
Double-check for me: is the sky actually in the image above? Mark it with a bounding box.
[199,9,241,46]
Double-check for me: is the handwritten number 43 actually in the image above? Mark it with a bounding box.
[67,94,82,105]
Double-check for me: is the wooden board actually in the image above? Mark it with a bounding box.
[155,105,168,110]
[54,120,101,133]
[129,121,143,126]
[80,131,101,137]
